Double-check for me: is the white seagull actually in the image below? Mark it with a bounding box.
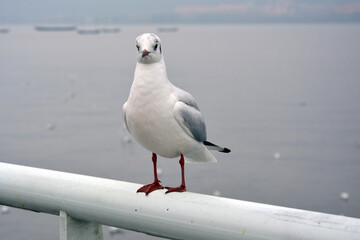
[123,33,230,195]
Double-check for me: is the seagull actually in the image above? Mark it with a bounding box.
[123,33,230,195]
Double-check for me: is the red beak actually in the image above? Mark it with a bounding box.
[142,49,150,57]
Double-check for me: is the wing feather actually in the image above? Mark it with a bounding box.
[173,87,207,142]
[122,102,130,133]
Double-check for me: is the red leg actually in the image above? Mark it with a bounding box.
[165,154,187,194]
[137,153,164,195]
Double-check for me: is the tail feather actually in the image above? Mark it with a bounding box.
[185,147,217,163]
[203,140,231,153]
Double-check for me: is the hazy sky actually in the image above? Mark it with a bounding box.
[1,0,360,24]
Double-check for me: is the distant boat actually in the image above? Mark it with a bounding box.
[157,27,179,33]
[34,25,76,32]
[77,28,101,35]
[101,27,121,33]
[0,28,10,34]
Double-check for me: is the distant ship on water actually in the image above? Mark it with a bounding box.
[77,26,121,35]
[34,25,77,32]
[157,27,179,33]
[77,28,101,35]
[101,26,121,33]
[33,23,121,35]
[0,28,10,34]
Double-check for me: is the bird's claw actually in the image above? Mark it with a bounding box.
[137,181,164,196]
[165,185,186,194]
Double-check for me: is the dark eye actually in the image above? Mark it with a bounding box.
[154,43,158,51]
[136,45,140,51]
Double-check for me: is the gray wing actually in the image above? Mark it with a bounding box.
[173,87,207,142]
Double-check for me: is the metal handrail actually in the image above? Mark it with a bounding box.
[0,162,359,240]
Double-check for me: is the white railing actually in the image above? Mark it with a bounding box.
[0,162,359,240]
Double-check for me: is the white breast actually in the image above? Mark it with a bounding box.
[125,61,197,158]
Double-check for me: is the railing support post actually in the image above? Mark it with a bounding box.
[59,210,103,240]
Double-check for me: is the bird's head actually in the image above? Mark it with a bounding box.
[135,33,163,64]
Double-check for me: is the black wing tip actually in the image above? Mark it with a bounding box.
[221,148,231,153]
[203,140,215,146]
[204,141,231,153]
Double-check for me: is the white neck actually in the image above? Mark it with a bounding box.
[129,58,171,101]
[134,58,168,83]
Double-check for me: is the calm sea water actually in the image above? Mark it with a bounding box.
[1,24,360,239]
